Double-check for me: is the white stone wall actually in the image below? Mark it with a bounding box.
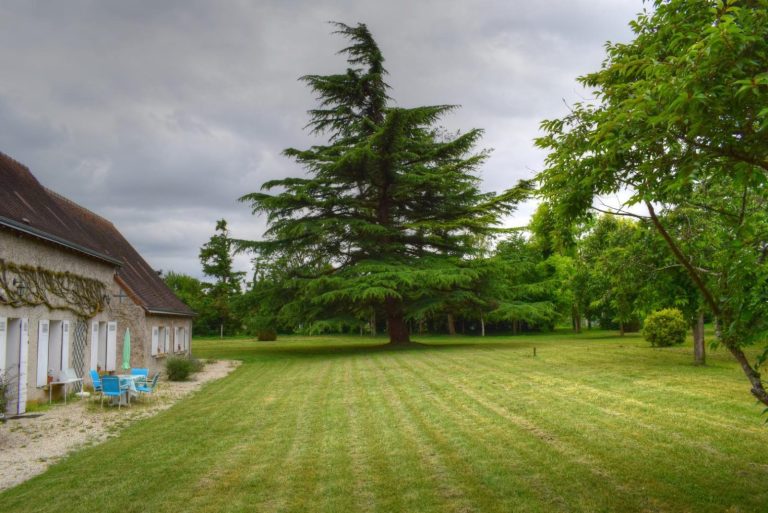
[144,314,194,376]
[1,230,120,407]
[1,230,193,411]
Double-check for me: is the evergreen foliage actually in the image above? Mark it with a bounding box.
[163,271,221,335]
[199,219,245,335]
[239,22,526,344]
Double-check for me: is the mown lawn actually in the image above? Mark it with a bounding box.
[1,331,767,512]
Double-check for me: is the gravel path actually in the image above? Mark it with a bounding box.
[0,359,240,492]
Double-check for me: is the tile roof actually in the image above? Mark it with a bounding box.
[0,151,194,317]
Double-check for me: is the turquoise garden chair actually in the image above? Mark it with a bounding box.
[89,370,103,401]
[136,373,160,402]
[130,367,149,386]
[100,375,128,409]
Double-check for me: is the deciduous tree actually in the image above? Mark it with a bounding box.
[536,0,768,405]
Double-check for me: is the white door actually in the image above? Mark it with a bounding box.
[47,321,62,376]
[36,320,50,387]
[0,317,6,377]
[106,321,117,371]
[18,318,29,414]
[90,321,99,371]
[61,321,70,371]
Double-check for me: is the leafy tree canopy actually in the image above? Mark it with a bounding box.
[240,23,527,343]
[536,0,768,405]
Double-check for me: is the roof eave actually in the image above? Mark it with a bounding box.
[145,307,197,318]
[0,215,123,267]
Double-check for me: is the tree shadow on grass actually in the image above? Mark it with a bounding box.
[220,338,547,362]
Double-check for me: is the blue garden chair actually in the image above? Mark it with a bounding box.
[136,372,160,402]
[89,370,103,401]
[130,367,149,386]
[100,375,129,409]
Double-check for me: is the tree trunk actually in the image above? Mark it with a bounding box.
[447,314,456,336]
[693,312,705,366]
[385,297,411,344]
[646,203,768,405]
[725,339,768,406]
[619,321,625,337]
[370,312,376,336]
[480,313,485,337]
[572,305,581,333]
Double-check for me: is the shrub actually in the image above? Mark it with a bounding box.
[166,356,204,381]
[190,357,205,373]
[643,308,688,347]
[257,329,277,341]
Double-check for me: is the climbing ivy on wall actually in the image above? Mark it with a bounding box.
[0,259,107,318]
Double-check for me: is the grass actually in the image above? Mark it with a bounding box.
[1,330,767,512]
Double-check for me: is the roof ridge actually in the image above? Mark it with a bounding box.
[44,187,116,228]
[0,151,33,173]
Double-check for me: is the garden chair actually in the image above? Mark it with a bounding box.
[130,367,149,386]
[89,370,103,401]
[100,375,129,409]
[136,372,160,402]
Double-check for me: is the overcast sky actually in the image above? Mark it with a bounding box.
[0,0,643,280]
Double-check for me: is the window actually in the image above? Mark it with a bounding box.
[90,321,117,371]
[174,327,186,353]
[152,325,171,357]
[1,317,29,414]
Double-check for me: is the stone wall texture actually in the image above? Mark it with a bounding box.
[1,229,192,410]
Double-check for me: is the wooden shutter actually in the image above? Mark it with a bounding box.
[36,320,50,387]
[18,318,29,414]
[164,328,170,354]
[61,321,70,371]
[151,326,159,356]
[90,321,99,371]
[106,322,117,371]
[0,317,6,375]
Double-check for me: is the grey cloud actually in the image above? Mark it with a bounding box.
[0,98,70,154]
[0,0,642,279]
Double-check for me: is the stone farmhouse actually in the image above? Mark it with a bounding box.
[0,152,194,415]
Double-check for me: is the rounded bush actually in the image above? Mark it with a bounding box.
[257,329,277,341]
[643,308,688,347]
[166,356,200,381]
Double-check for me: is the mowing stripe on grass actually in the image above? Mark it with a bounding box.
[1,332,767,513]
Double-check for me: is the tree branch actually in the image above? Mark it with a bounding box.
[644,201,720,317]
[680,135,768,173]
[592,205,650,220]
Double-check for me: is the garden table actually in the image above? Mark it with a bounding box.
[48,370,83,404]
[115,374,141,406]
